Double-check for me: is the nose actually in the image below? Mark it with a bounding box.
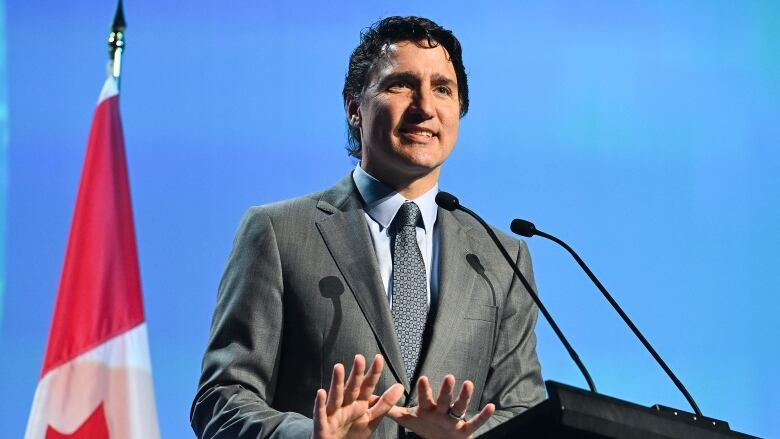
[409,87,435,120]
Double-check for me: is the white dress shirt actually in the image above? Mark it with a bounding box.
[352,165,440,309]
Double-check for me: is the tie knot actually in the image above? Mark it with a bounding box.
[396,201,422,228]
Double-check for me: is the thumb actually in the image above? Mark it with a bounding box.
[368,384,405,422]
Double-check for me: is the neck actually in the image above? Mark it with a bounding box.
[360,163,440,200]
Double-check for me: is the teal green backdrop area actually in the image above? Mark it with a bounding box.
[1,2,778,438]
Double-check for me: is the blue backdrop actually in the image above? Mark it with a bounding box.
[2,1,778,438]
[0,0,7,327]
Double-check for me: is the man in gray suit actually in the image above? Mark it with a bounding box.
[191,16,544,439]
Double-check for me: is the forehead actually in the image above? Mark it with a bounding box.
[368,40,457,82]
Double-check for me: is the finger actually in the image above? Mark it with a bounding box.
[367,383,405,425]
[326,363,345,413]
[358,354,385,400]
[449,379,474,418]
[342,354,366,405]
[416,376,435,410]
[385,404,420,432]
[435,375,456,414]
[464,403,496,434]
[385,404,410,422]
[312,389,328,434]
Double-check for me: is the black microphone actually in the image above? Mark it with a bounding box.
[435,192,597,393]
[509,218,703,417]
[508,218,535,237]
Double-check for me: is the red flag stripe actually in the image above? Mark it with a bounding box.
[41,92,144,377]
[45,403,109,439]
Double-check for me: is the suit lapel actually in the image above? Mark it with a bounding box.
[416,209,479,387]
[315,175,409,389]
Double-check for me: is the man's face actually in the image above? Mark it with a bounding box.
[350,40,461,184]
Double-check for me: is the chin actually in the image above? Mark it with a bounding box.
[397,155,446,175]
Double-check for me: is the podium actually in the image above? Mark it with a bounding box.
[478,381,759,439]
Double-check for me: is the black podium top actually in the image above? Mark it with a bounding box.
[478,381,760,439]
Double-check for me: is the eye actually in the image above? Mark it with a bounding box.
[389,80,410,90]
[434,85,453,96]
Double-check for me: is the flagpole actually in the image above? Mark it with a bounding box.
[25,1,160,435]
[108,0,126,84]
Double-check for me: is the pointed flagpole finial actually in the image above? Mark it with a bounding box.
[108,0,126,81]
[112,0,126,33]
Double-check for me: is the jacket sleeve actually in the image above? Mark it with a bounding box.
[190,208,313,439]
[475,239,545,435]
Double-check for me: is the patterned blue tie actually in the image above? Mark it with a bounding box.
[391,201,429,382]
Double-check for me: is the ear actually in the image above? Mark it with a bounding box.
[346,98,361,128]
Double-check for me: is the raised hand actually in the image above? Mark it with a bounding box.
[312,354,405,439]
[387,375,495,439]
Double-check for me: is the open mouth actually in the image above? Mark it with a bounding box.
[399,127,437,142]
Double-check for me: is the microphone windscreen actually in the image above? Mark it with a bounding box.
[435,191,460,211]
[510,219,537,237]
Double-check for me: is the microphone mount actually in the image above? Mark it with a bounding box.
[436,192,598,393]
[509,218,703,417]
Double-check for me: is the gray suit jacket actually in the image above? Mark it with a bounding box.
[191,174,544,438]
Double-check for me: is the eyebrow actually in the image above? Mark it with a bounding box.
[380,71,457,88]
[380,71,418,86]
[431,73,457,87]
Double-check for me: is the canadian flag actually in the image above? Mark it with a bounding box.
[25,76,160,439]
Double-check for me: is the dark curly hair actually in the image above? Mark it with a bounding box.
[342,16,469,159]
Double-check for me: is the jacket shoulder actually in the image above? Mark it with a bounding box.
[448,209,526,256]
[246,191,322,220]
[242,173,356,223]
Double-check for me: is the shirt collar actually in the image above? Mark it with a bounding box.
[352,164,439,232]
